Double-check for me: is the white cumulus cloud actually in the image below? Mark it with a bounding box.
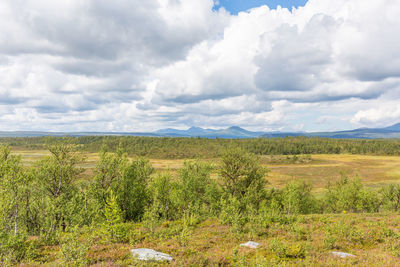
[0,0,399,132]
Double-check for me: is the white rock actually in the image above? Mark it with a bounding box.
[239,241,260,249]
[131,248,173,262]
[331,251,356,258]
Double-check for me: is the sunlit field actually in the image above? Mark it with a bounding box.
[13,149,400,190]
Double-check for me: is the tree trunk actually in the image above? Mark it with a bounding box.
[14,202,18,236]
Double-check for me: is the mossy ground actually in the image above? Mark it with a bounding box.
[20,213,400,266]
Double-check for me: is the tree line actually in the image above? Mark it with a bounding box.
[2,136,400,158]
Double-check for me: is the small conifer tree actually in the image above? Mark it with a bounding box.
[104,190,123,242]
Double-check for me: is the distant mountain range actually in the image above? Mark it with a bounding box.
[155,126,265,138]
[2,123,400,139]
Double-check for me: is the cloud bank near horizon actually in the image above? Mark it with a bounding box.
[0,0,399,132]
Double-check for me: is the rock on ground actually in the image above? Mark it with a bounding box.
[131,248,173,262]
[239,241,260,249]
[331,251,356,258]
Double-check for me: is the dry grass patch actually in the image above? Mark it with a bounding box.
[10,149,400,190]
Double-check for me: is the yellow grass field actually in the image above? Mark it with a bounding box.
[266,154,400,191]
[12,150,400,191]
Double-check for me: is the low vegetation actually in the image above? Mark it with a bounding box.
[1,138,400,266]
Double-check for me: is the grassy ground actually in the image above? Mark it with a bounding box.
[23,213,400,266]
[129,213,400,266]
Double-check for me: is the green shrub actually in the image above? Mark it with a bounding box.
[219,195,246,233]
[290,223,309,241]
[103,190,124,243]
[146,173,177,221]
[219,147,268,210]
[35,139,85,234]
[0,232,29,265]
[270,238,306,259]
[323,175,380,213]
[92,144,127,212]
[61,232,90,266]
[323,232,338,249]
[281,181,318,214]
[175,161,220,218]
[381,184,400,211]
[117,157,153,222]
[38,228,63,246]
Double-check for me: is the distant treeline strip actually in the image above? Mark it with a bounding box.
[1,136,400,158]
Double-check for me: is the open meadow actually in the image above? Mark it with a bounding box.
[12,149,400,190]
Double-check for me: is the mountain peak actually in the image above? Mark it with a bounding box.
[188,126,203,130]
[384,122,400,131]
[227,126,245,131]
[186,126,208,134]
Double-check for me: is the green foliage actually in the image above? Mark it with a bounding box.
[35,139,85,233]
[175,161,220,217]
[92,144,128,210]
[281,181,318,214]
[324,175,380,213]
[103,190,124,242]
[0,145,31,237]
[220,147,268,210]
[146,173,176,221]
[116,157,153,222]
[60,231,90,266]
[219,195,246,233]
[251,198,296,228]
[322,217,382,248]
[0,232,29,265]
[67,180,99,227]
[92,145,152,222]
[231,247,246,266]
[218,148,268,233]
[381,184,400,211]
[270,238,307,259]
[145,161,220,223]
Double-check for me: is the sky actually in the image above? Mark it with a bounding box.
[0,0,400,132]
[215,0,308,14]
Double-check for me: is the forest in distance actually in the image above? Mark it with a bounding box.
[2,137,400,266]
[2,135,400,158]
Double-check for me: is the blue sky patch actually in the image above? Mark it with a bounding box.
[214,0,308,14]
